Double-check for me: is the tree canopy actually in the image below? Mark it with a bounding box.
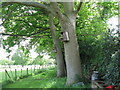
[1,1,119,86]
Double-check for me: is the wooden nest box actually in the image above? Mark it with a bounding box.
[59,31,70,42]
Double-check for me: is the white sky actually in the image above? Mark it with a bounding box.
[0,16,118,60]
[0,48,9,60]
[30,49,39,59]
[107,16,118,30]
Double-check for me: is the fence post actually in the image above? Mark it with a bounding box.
[34,66,35,72]
[15,69,17,80]
[27,68,28,75]
[5,69,14,82]
[31,68,32,74]
[5,69,7,81]
[21,68,22,76]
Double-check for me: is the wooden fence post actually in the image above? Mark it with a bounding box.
[5,69,14,82]
[31,68,32,74]
[21,68,22,76]
[34,66,35,72]
[15,69,17,80]
[27,68,28,75]
[5,69,7,81]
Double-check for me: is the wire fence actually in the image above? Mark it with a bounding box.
[0,65,55,85]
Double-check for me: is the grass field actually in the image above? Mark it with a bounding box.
[2,68,91,88]
[0,68,41,85]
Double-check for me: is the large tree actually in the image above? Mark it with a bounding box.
[49,14,66,77]
[50,2,83,85]
[1,1,118,85]
[1,1,83,85]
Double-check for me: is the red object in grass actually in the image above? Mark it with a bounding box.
[105,85,115,89]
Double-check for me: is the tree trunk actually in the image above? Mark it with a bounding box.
[50,2,82,85]
[49,14,66,77]
[59,13,82,85]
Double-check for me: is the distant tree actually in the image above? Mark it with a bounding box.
[0,59,14,65]
[11,49,29,65]
[31,55,46,65]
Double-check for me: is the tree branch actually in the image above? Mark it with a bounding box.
[31,27,50,35]
[0,26,50,38]
[1,33,28,37]
[1,2,13,7]
[2,2,52,13]
[50,2,64,19]
[0,33,50,38]
[76,0,83,14]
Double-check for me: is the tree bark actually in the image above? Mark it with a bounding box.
[59,13,82,85]
[49,14,66,77]
[50,2,82,85]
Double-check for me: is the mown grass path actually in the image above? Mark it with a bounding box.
[2,68,90,88]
